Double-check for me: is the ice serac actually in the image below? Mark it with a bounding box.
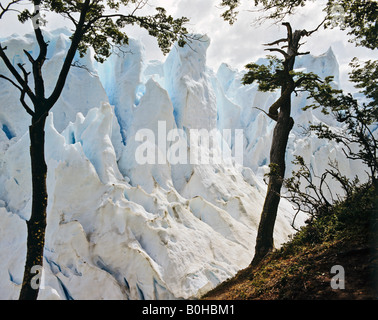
[41,100,262,299]
[118,77,176,193]
[59,103,124,184]
[164,35,217,131]
[0,31,360,300]
[96,38,145,144]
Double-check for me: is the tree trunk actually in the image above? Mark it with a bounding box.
[249,23,321,266]
[19,114,48,300]
[251,88,294,266]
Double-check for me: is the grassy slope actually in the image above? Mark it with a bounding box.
[202,184,378,300]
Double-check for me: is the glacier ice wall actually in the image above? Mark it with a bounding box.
[0,30,366,300]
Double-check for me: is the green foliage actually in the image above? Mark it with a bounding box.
[220,0,377,49]
[219,0,240,25]
[220,0,307,24]
[281,4,378,252]
[242,56,284,91]
[301,78,341,113]
[304,58,378,182]
[282,181,376,254]
[325,0,378,50]
[349,58,378,105]
[284,69,377,246]
[77,5,189,62]
[242,55,332,93]
[263,163,282,185]
[284,155,364,226]
[252,0,307,21]
[16,0,189,62]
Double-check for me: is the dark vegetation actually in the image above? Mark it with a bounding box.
[202,181,377,300]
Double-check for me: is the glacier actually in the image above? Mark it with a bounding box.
[0,29,367,300]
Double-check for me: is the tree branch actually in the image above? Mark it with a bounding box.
[0,74,22,91]
[17,62,30,80]
[0,0,22,19]
[0,74,35,116]
[31,1,48,99]
[23,49,35,63]
[0,45,36,104]
[282,22,293,42]
[264,47,288,59]
[19,89,35,116]
[263,38,288,47]
[131,0,149,16]
[294,74,322,88]
[46,0,91,109]
[268,79,295,116]
[254,107,278,122]
[61,10,78,27]
[303,17,327,37]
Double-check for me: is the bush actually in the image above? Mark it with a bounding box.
[280,179,376,257]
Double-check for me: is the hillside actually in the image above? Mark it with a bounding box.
[203,183,378,300]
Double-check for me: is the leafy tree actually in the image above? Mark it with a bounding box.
[306,58,378,186]
[240,21,327,266]
[219,0,377,266]
[0,0,189,300]
[324,0,377,49]
[282,1,377,292]
[284,0,377,214]
[286,55,377,232]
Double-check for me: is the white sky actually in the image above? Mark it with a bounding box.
[0,0,375,92]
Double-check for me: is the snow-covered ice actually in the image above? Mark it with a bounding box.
[0,29,369,300]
